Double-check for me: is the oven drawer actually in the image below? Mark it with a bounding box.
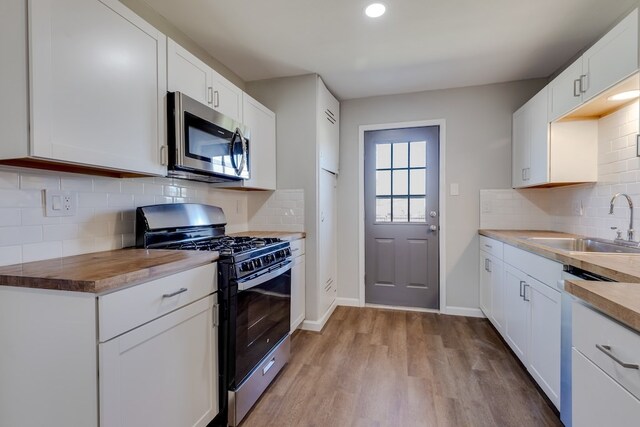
[230,335,290,426]
[290,238,305,257]
[98,263,217,342]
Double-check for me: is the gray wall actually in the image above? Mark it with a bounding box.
[337,79,546,311]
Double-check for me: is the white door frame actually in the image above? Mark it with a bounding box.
[358,119,447,312]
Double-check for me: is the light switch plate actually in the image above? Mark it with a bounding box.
[450,183,459,196]
[45,190,77,217]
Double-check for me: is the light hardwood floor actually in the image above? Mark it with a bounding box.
[241,306,562,427]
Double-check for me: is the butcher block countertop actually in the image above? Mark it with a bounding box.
[0,249,218,294]
[229,231,306,241]
[480,229,640,331]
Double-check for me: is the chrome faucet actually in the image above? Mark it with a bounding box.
[609,193,634,241]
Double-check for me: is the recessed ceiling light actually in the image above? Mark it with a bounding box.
[365,3,386,18]
[608,90,640,102]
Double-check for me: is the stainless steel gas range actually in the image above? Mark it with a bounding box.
[136,203,291,427]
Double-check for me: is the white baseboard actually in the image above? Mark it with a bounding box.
[300,300,338,332]
[336,297,361,307]
[444,306,485,318]
[365,303,440,314]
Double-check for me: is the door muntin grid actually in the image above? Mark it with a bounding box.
[375,140,427,223]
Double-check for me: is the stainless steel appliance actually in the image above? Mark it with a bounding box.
[136,203,291,427]
[558,266,615,427]
[167,92,250,183]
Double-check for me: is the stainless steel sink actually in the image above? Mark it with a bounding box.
[526,237,640,254]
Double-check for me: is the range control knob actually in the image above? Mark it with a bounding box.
[240,262,253,272]
[285,248,292,257]
[253,258,262,269]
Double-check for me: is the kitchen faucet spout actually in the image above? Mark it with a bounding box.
[609,193,634,241]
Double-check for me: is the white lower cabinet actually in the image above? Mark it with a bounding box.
[0,263,219,427]
[290,239,306,332]
[480,236,561,409]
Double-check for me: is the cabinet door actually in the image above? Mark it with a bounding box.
[318,78,340,173]
[479,252,492,318]
[242,93,277,190]
[99,296,218,427]
[319,169,337,314]
[490,258,505,334]
[548,59,583,122]
[504,265,530,364]
[511,105,529,188]
[29,0,167,175]
[582,9,638,102]
[211,69,243,123]
[167,38,212,107]
[527,88,550,186]
[529,277,561,409]
[573,348,640,427]
[290,254,306,332]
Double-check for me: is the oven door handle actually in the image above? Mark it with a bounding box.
[237,260,292,291]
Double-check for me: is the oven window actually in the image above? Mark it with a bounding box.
[235,269,291,385]
[184,112,233,166]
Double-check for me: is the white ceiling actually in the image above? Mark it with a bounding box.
[143,0,639,100]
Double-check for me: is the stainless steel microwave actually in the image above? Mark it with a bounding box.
[167,92,250,183]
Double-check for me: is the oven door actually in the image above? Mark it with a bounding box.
[234,261,291,386]
[170,92,250,180]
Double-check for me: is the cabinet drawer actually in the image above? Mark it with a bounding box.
[504,244,562,287]
[573,301,640,400]
[98,263,217,342]
[479,236,503,259]
[290,238,305,257]
[572,347,640,426]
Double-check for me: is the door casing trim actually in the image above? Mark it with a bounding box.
[358,119,447,312]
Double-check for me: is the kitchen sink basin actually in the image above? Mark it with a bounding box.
[526,237,640,254]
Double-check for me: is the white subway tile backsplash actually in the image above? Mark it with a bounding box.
[0,166,252,263]
[247,189,305,232]
[22,241,63,263]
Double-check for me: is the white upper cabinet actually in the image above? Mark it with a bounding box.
[548,8,638,122]
[211,70,243,123]
[167,38,212,107]
[29,0,167,175]
[241,93,277,190]
[512,102,530,188]
[548,59,584,122]
[167,38,243,123]
[581,8,638,102]
[317,78,340,174]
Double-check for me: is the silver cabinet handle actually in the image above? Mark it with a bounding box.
[523,283,530,301]
[262,357,276,375]
[214,90,220,108]
[162,287,187,298]
[574,78,581,97]
[519,281,525,298]
[486,258,492,273]
[580,74,588,94]
[596,344,639,369]
[522,168,526,181]
[484,258,489,272]
[484,244,492,249]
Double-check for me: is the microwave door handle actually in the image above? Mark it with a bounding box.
[230,128,247,176]
[238,130,248,176]
[229,129,241,175]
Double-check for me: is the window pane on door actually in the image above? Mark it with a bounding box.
[376,143,391,169]
[376,170,391,196]
[410,141,426,168]
[376,198,391,222]
[392,198,408,222]
[410,198,426,222]
[410,169,426,195]
[392,170,408,195]
[393,143,408,168]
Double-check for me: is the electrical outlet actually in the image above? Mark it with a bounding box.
[481,200,492,213]
[571,200,583,216]
[45,190,77,217]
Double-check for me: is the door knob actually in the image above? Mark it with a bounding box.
[429,225,438,231]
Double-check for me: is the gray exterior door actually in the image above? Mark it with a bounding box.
[364,126,440,309]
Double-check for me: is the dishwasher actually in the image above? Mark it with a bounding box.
[557,266,615,427]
